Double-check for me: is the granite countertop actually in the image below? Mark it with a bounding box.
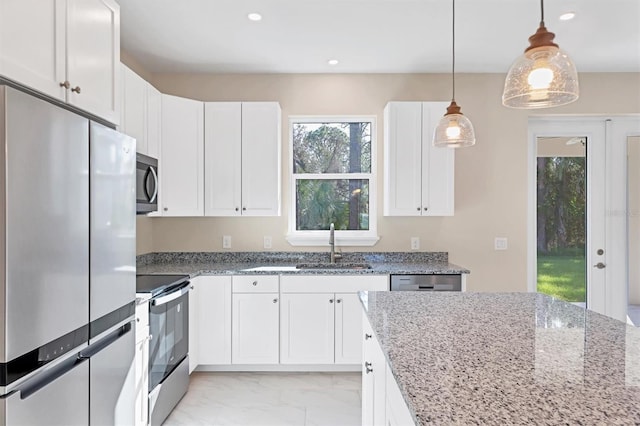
[136,251,470,277]
[361,291,640,425]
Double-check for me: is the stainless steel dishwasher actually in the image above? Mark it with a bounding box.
[390,274,462,291]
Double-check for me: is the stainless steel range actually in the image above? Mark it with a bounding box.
[136,274,191,426]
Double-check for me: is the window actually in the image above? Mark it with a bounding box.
[287,116,379,246]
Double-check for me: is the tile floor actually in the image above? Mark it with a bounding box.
[164,372,362,426]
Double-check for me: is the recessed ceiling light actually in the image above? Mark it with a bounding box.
[328,59,339,66]
[559,11,576,21]
[247,13,262,21]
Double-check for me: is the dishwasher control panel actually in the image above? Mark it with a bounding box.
[390,274,462,291]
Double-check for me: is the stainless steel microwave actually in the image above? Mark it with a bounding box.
[136,153,158,214]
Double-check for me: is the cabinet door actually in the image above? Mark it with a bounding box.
[134,329,149,426]
[362,313,375,426]
[422,102,454,216]
[232,293,279,364]
[188,280,199,373]
[204,102,242,216]
[121,64,147,153]
[66,0,120,124]
[280,293,335,364]
[161,94,204,216]
[384,102,423,216]
[335,293,363,364]
[385,366,416,426]
[241,102,281,216]
[146,85,162,159]
[198,276,232,365]
[0,0,67,101]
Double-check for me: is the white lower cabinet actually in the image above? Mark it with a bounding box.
[280,275,388,365]
[280,293,335,364]
[188,279,199,373]
[232,275,280,364]
[134,301,150,426]
[362,311,415,426]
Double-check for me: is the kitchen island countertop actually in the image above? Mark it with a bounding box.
[361,291,640,425]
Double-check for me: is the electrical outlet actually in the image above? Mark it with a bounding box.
[495,237,508,250]
[411,237,420,250]
[222,235,232,249]
[264,236,272,249]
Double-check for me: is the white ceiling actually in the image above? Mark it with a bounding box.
[119,0,640,74]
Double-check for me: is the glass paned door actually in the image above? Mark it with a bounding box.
[536,137,587,305]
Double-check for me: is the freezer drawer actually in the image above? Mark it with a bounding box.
[1,353,89,426]
[90,321,135,426]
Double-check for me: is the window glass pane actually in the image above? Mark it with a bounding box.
[296,179,369,230]
[293,122,371,174]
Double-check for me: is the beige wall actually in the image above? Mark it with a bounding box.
[137,72,640,292]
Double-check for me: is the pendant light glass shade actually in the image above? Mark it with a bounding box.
[433,0,476,148]
[502,1,579,109]
[433,101,476,148]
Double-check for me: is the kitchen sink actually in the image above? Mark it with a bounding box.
[295,262,372,270]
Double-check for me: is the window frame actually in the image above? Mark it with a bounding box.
[286,115,379,246]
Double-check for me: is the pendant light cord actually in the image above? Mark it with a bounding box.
[451,0,455,101]
[540,0,545,26]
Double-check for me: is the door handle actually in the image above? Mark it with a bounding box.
[594,262,606,269]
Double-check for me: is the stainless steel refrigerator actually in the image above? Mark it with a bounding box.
[0,85,136,425]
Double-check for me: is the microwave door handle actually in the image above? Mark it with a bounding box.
[148,166,158,203]
[152,284,190,306]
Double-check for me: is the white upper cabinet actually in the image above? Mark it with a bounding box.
[384,101,454,216]
[0,0,66,101]
[0,0,120,124]
[121,64,147,153]
[204,102,281,217]
[121,64,162,158]
[161,94,204,216]
[66,0,120,124]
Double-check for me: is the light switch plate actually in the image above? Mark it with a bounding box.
[495,237,508,250]
[264,236,272,249]
[411,237,420,250]
[222,235,232,249]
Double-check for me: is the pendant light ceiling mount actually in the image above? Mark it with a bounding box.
[502,0,579,109]
[433,0,476,148]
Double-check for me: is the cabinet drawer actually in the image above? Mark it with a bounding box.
[232,275,279,293]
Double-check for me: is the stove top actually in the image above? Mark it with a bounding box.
[136,274,190,297]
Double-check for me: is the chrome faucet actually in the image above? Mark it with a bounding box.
[329,223,341,263]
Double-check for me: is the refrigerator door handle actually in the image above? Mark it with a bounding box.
[80,322,133,360]
[0,353,88,401]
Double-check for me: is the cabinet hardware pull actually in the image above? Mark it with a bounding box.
[329,299,334,303]
[59,81,70,89]
[242,207,246,211]
[252,281,258,286]
[416,207,420,211]
[164,207,168,211]
[336,299,342,303]
[594,262,606,269]
[365,333,372,340]
[71,86,81,94]
[273,298,278,303]
[365,362,373,374]
[136,318,140,322]
[424,207,428,211]
[235,207,239,211]
[148,334,153,341]
[190,285,194,290]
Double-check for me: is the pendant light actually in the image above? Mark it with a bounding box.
[502,0,579,109]
[433,0,476,148]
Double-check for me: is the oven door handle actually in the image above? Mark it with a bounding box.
[151,283,190,306]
